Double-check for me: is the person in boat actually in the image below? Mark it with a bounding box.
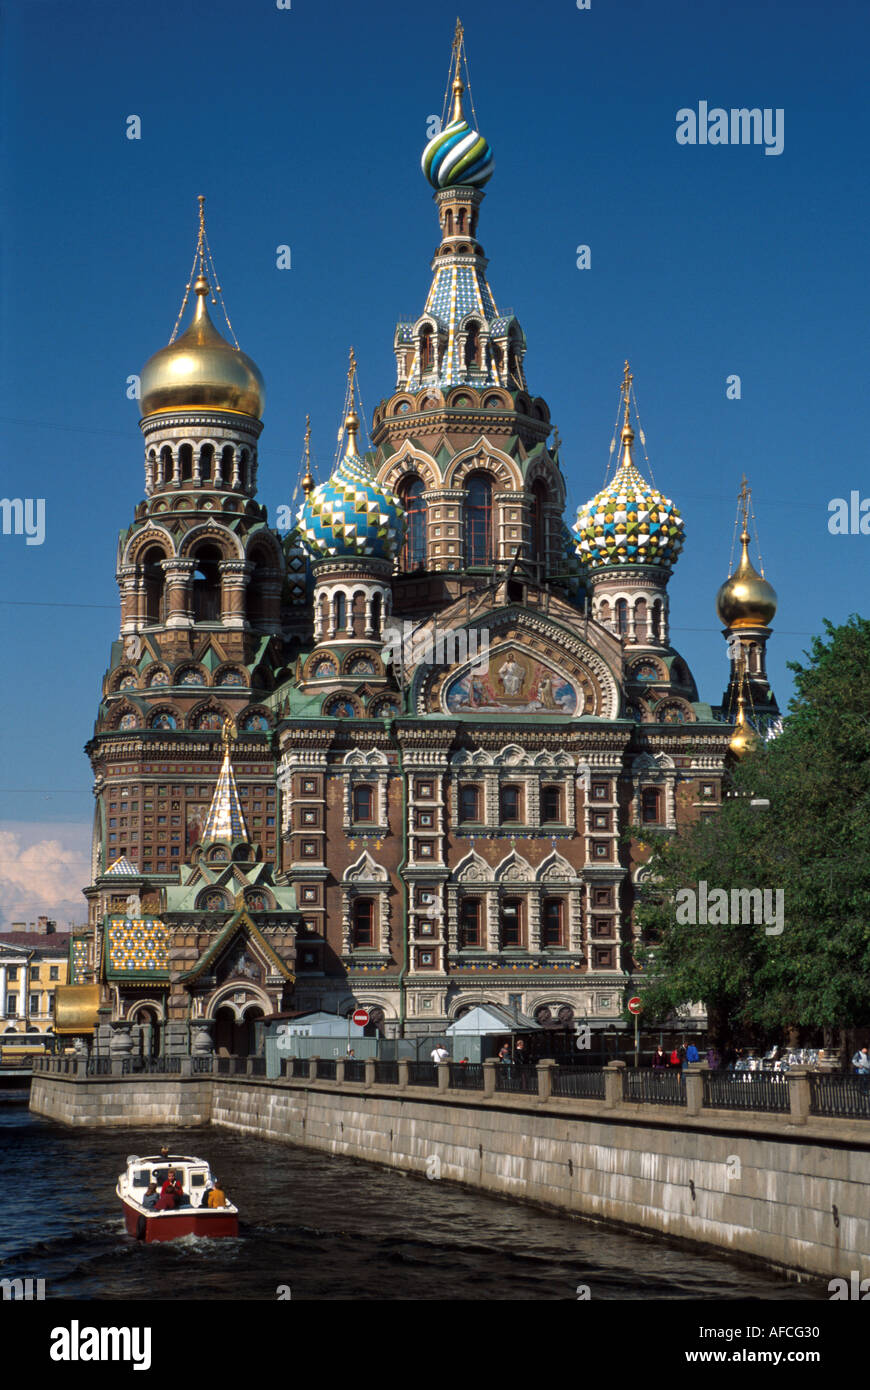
[206,1179,227,1209]
[142,1182,159,1210]
[155,1168,183,1210]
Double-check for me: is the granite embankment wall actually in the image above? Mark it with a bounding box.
[30,1068,870,1280]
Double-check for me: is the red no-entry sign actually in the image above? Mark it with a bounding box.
[352,1008,370,1027]
[628,997,643,1015]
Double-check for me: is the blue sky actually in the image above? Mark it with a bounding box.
[0,0,867,923]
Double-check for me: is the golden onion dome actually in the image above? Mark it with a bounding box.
[140,273,264,419]
[728,697,763,758]
[716,530,777,628]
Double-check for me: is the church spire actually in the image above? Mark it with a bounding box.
[397,26,526,393]
[201,719,250,845]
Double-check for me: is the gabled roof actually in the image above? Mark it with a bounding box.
[446,1003,541,1034]
[177,909,294,984]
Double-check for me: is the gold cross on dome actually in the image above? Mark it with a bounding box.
[738,473,752,529]
[621,360,633,422]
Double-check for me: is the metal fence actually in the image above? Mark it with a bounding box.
[344,1060,368,1082]
[448,1062,485,1090]
[123,1056,182,1075]
[407,1061,439,1086]
[374,1060,399,1084]
[810,1073,870,1119]
[703,1072,789,1113]
[623,1069,687,1106]
[316,1059,337,1079]
[552,1066,606,1100]
[494,1065,538,1094]
[292,1058,309,1078]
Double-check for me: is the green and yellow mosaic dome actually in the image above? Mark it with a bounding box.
[297,411,404,561]
[574,427,685,572]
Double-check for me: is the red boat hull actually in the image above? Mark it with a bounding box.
[121,1199,238,1243]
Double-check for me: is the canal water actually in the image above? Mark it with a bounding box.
[0,1098,828,1301]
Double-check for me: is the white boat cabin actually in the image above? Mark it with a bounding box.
[120,1154,217,1209]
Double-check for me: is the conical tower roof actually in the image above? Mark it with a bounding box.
[202,719,250,844]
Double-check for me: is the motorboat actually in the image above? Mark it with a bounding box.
[116,1153,239,1242]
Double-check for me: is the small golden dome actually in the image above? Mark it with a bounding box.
[728,697,762,758]
[716,530,777,628]
[140,274,264,418]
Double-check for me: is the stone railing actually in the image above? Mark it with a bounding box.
[30,1055,870,1124]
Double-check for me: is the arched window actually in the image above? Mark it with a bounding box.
[158,445,173,487]
[371,592,383,638]
[220,446,234,485]
[465,472,493,566]
[641,787,662,823]
[499,784,522,823]
[352,898,374,947]
[531,480,547,562]
[616,599,629,636]
[351,590,366,638]
[352,785,374,822]
[459,784,481,822]
[333,592,347,634]
[419,326,434,371]
[400,476,427,571]
[141,546,167,626]
[459,898,481,947]
[542,899,563,947]
[180,443,193,482]
[199,444,214,483]
[192,545,222,623]
[651,600,663,642]
[464,323,480,370]
[634,598,648,642]
[247,550,270,628]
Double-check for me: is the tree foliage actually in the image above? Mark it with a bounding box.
[635,616,870,1044]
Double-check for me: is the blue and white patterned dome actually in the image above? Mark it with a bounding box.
[297,413,404,561]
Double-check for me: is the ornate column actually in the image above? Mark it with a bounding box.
[161,558,195,628]
[486,891,499,952]
[219,560,251,629]
[117,565,139,635]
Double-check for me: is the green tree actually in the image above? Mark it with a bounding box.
[635,616,870,1049]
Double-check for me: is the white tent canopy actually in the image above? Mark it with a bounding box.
[445,1003,541,1036]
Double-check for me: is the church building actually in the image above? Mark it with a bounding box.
[62,31,778,1054]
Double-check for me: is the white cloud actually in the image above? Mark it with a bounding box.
[0,822,91,930]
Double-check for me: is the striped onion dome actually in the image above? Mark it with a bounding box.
[297,412,404,561]
[573,424,685,572]
[422,78,493,189]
